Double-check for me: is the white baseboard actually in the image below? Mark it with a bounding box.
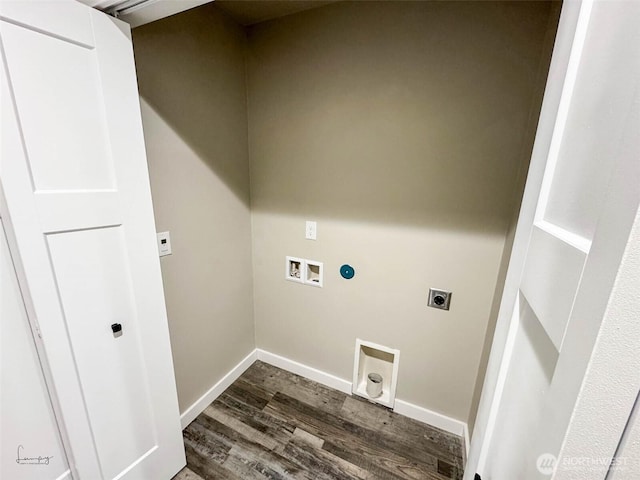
[180,349,257,429]
[179,347,469,447]
[256,349,352,395]
[393,399,468,439]
[257,349,469,442]
[463,423,470,462]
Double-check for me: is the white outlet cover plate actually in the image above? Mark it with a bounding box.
[157,231,172,256]
[305,221,317,240]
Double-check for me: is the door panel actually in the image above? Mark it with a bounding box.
[35,192,121,233]
[520,226,586,350]
[0,1,185,479]
[543,0,632,242]
[47,227,156,480]
[1,21,115,192]
[0,1,93,47]
[518,0,599,351]
[482,296,559,479]
[1,218,70,480]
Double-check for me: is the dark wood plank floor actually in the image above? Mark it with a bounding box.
[173,361,465,480]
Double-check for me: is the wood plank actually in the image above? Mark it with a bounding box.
[240,361,347,415]
[322,441,446,480]
[222,447,292,480]
[437,459,463,480]
[194,405,311,479]
[180,361,464,480]
[281,436,370,480]
[218,430,312,479]
[340,395,464,466]
[292,427,324,449]
[172,466,205,480]
[184,442,242,480]
[264,392,444,480]
[225,379,273,409]
[194,411,261,451]
[183,420,232,463]
[204,405,281,452]
[211,392,296,450]
[271,392,442,466]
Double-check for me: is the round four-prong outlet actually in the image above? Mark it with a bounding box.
[428,288,452,310]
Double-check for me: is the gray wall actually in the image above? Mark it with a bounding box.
[132,0,556,426]
[247,1,556,423]
[466,2,561,432]
[132,5,255,413]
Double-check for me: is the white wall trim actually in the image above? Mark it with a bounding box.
[256,349,352,395]
[180,348,469,444]
[257,349,468,440]
[393,399,467,439]
[463,424,470,460]
[179,349,257,429]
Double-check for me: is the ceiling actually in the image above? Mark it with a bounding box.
[77,0,210,27]
[78,0,338,28]
[215,0,337,26]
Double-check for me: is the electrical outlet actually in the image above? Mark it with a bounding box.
[428,288,452,310]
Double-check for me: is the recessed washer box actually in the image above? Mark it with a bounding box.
[353,339,400,408]
[304,259,323,287]
[285,257,323,287]
[285,256,304,283]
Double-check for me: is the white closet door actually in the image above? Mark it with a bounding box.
[469,0,640,478]
[0,1,185,479]
[1,215,70,480]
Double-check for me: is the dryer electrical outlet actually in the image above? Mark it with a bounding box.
[428,288,452,310]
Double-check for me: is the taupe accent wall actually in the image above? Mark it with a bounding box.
[132,0,557,426]
[132,5,255,413]
[247,1,556,423]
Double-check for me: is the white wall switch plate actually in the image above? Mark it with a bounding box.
[305,221,317,240]
[157,231,172,257]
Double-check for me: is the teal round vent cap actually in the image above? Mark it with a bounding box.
[340,264,355,279]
